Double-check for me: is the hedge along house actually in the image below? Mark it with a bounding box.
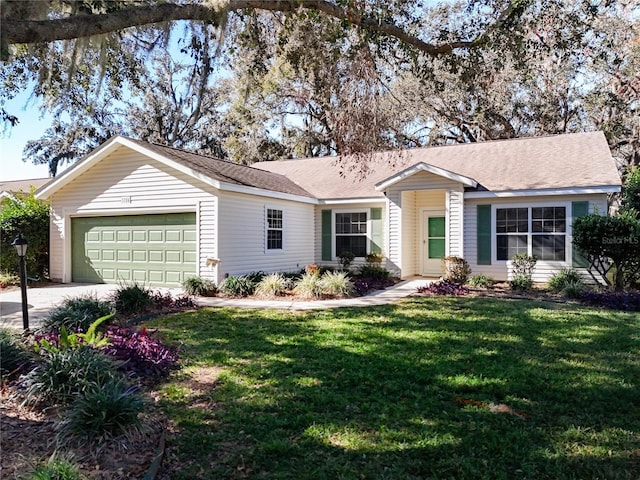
[36,132,621,287]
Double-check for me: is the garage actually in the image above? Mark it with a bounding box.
[71,213,197,287]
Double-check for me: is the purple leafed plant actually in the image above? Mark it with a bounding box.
[417,279,469,296]
[353,278,395,296]
[101,326,180,378]
[579,290,640,311]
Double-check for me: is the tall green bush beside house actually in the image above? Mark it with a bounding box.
[0,189,49,279]
[573,212,640,290]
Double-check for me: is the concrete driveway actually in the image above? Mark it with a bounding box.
[0,283,122,330]
[1,278,430,331]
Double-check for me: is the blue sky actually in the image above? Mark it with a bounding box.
[1,90,53,181]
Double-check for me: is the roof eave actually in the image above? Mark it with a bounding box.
[464,185,621,199]
[375,162,478,191]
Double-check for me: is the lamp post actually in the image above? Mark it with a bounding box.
[11,234,29,331]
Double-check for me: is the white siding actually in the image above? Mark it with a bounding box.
[218,192,315,278]
[463,194,609,282]
[49,146,217,283]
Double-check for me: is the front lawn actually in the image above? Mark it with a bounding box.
[150,297,639,480]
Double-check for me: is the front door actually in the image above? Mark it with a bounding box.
[422,213,446,276]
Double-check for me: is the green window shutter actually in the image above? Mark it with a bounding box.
[572,201,589,267]
[477,204,492,265]
[370,207,383,254]
[321,209,332,261]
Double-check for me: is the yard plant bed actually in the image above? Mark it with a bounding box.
[148,296,639,480]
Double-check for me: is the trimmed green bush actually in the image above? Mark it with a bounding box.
[442,256,472,284]
[561,279,585,299]
[43,295,113,333]
[182,276,217,296]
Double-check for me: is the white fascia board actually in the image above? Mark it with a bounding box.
[464,185,621,199]
[375,162,478,191]
[317,197,385,205]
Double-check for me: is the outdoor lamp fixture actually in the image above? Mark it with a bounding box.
[11,234,29,331]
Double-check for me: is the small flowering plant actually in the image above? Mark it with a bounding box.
[305,263,320,276]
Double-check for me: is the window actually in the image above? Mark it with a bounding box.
[335,212,367,257]
[496,206,566,261]
[266,208,283,250]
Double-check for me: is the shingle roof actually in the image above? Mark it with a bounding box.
[125,138,315,198]
[253,131,621,199]
[0,178,50,195]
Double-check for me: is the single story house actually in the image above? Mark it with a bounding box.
[35,131,621,287]
[1,178,50,210]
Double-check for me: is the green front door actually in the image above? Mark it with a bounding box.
[72,213,197,287]
[422,213,446,276]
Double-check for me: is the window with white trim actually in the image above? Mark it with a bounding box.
[496,206,566,261]
[266,208,283,250]
[335,212,367,257]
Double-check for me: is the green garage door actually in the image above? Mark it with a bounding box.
[72,213,197,287]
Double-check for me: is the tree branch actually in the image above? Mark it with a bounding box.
[1,0,521,58]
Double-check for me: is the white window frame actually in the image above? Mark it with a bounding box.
[492,201,570,264]
[332,208,369,259]
[265,206,284,253]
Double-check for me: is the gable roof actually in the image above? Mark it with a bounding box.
[37,132,621,203]
[37,136,314,201]
[254,131,621,199]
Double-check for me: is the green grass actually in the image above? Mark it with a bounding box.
[148,297,639,480]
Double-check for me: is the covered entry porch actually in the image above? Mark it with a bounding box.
[376,163,477,280]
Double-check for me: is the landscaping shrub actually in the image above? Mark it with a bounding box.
[0,272,19,287]
[510,274,533,292]
[338,251,355,270]
[467,274,494,288]
[111,282,153,316]
[22,347,122,407]
[182,276,217,296]
[149,290,198,311]
[0,329,30,379]
[255,273,292,297]
[365,252,384,266]
[319,271,354,298]
[43,295,113,333]
[101,326,180,378]
[219,275,256,297]
[417,279,468,296]
[0,190,50,279]
[573,212,640,290]
[357,264,390,280]
[26,457,85,480]
[245,271,267,284]
[57,376,146,445]
[561,279,585,299]
[510,254,537,291]
[293,272,324,299]
[548,268,583,293]
[442,256,471,284]
[579,289,640,311]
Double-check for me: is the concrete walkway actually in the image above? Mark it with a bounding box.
[0,278,431,331]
